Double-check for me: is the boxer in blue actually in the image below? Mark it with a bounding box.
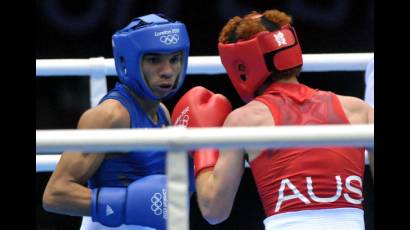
[42,14,194,230]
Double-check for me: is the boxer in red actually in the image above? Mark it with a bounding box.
[172,9,374,230]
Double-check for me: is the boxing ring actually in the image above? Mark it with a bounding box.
[36,53,374,230]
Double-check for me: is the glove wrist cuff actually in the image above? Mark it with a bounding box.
[194,148,219,177]
[91,188,99,222]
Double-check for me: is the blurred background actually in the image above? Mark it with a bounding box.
[36,0,374,229]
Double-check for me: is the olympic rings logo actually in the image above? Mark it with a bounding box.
[174,106,190,127]
[151,192,163,215]
[160,34,179,45]
[175,114,189,127]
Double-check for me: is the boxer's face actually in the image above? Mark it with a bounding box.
[142,51,183,98]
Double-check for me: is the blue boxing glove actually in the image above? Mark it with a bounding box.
[91,174,167,229]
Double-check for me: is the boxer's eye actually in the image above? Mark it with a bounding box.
[146,56,161,64]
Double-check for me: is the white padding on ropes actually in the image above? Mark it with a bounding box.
[89,57,107,107]
[167,151,189,230]
[89,74,107,107]
[300,53,373,72]
[36,53,374,76]
[36,124,373,153]
[36,154,61,172]
[36,58,114,76]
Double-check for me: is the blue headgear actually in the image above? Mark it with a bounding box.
[112,14,190,100]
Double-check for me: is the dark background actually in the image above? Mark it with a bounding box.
[36,0,374,229]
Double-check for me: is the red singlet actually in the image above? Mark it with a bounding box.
[251,82,365,217]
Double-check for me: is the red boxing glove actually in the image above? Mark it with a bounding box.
[172,86,232,176]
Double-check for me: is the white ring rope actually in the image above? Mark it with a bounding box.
[36,53,373,76]
[36,124,373,171]
[36,124,373,153]
[36,154,61,172]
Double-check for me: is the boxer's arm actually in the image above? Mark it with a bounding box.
[42,100,130,216]
[338,96,374,179]
[172,86,232,195]
[195,110,246,224]
[42,152,104,216]
[160,102,196,195]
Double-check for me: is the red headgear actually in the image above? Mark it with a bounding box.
[218,24,303,102]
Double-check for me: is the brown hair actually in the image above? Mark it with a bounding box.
[219,10,292,43]
[219,9,301,80]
